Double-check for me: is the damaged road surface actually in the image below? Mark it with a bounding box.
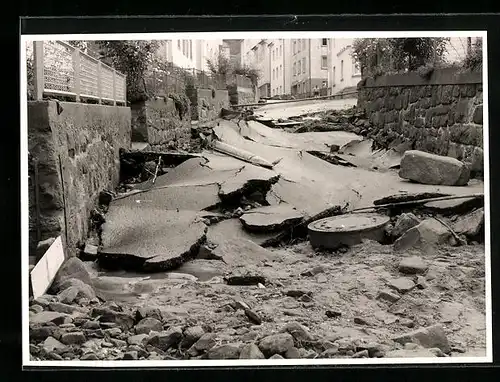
[31,98,486,362]
[100,206,207,272]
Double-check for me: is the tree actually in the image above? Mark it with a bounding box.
[462,38,482,71]
[95,40,160,103]
[351,37,450,76]
[206,51,233,77]
[206,52,260,87]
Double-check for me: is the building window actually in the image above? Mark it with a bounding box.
[280,64,282,76]
[293,40,296,55]
[302,58,306,73]
[272,49,275,60]
[297,60,301,74]
[178,40,181,49]
[189,40,192,60]
[322,38,328,46]
[321,56,328,69]
[279,45,282,56]
[280,85,282,94]
[341,60,344,81]
[353,61,361,75]
[293,62,296,76]
[302,39,306,50]
[333,66,336,85]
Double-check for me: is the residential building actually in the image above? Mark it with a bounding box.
[290,38,329,96]
[327,38,361,95]
[155,39,224,71]
[246,39,271,98]
[222,39,244,68]
[269,39,292,97]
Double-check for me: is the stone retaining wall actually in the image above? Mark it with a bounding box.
[28,101,131,258]
[131,97,191,149]
[357,68,484,176]
[228,84,257,105]
[187,88,229,122]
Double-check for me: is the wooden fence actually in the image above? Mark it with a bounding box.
[31,41,127,105]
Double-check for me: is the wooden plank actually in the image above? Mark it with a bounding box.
[30,236,65,300]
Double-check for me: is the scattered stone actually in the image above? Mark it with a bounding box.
[282,322,314,343]
[181,326,205,348]
[80,353,99,360]
[239,343,265,359]
[392,324,450,353]
[128,344,149,358]
[48,352,64,360]
[399,318,415,328]
[394,219,452,251]
[30,311,72,326]
[316,274,328,283]
[207,344,241,359]
[387,278,415,294]
[111,338,127,348]
[325,310,342,319]
[135,317,163,335]
[123,351,138,360]
[399,256,428,275]
[225,274,266,286]
[269,354,285,359]
[93,308,135,331]
[320,347,340,358]
[30,326,61,342]
[245,309,262,325]
[391,213,420,238]
[42,336,67,353]
[452,208,484,239]
[59,323,76,329]
[135,307,163,322]
[377,289,401,303]
[188,333,217,356]
[48,302,86,315]
[258,333,295,357]
[149,327,183,351]
[399,150,470,186]
[300,348,319,359]
[30,305,44,314]
[301,266,324,277]
[353,317,373,326]
[352,350,369,358]
[104,327,122,337]
[82,321,101,330]
[385,348,439,358]
[416,276,427,289]
[357,342,387,358]
[285,290,312,299]
[60,331,86,345]
[285,347,301,359]
[128,334,149,346]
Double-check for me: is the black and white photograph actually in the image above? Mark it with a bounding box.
[21,30,491,366]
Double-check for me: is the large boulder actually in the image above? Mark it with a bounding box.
[51,257,93,293]
[399,150,470,186]
[394,218,452,251]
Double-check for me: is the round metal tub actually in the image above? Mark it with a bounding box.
[308,213,390,250]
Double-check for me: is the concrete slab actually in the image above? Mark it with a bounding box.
[255,98,357,120]
[209,237,281,267]
[100,206,207,272]
[239,204,304,233]
[30,236,65,300]
[111,184,221,211]
[207,218,280,247]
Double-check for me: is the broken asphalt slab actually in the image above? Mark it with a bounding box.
[100,206,207,272]
[239,204,304,233]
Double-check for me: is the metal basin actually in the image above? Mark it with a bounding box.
[308,213,390,250]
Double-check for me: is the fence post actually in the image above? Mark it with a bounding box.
[33,41,44,101]
[72,48,81,102]
[97,61,102,104]
[112,69,117,106]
